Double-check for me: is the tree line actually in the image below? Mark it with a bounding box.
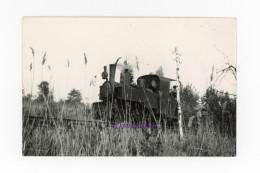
[23,81,83,104]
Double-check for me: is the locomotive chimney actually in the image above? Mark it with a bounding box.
[109,64,116,87]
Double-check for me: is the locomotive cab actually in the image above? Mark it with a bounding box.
[137,75,178,119]
[137,75,160,93]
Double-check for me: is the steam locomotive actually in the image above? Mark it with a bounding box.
[92,63,179,125]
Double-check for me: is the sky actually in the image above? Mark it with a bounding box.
[22,17,236,103]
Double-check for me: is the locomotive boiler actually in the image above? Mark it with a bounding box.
[92,62,179,125]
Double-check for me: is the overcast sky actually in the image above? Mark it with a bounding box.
[22,18,236,102]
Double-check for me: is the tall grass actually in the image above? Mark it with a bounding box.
[22,99,235,156]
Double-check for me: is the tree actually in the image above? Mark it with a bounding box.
[37,81,49,102]
[204,88,236,135]
[211,45,237,87]
[204,46,236,135]
[23,93,32,102]
[180,84,199,124]
[67,89,82,103]
[155,66,164,77]
[172,47,184,140]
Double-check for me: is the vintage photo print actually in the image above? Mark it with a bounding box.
[22,17,236,156]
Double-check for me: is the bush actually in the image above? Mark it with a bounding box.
[180,84,199,126]
[204,88,236,135]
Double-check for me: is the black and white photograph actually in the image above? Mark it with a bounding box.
[22,17,236,156]
[3,0,260,172]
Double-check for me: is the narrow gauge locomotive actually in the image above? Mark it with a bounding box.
[92,63,179,126]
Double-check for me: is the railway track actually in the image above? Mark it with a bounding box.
[23,115,178,130]
[23,115,110,128]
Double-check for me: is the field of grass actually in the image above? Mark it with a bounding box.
[22,100,236,156]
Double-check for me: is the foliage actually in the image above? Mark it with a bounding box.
[67,88,82,103]
[36,81,49,102]
[180,84,199,124]
[38,81,49,97]
[204,88,236,135]
[35,81,54,103]
[22,93,32,102]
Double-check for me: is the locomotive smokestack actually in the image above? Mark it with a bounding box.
[109,64,116,87]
